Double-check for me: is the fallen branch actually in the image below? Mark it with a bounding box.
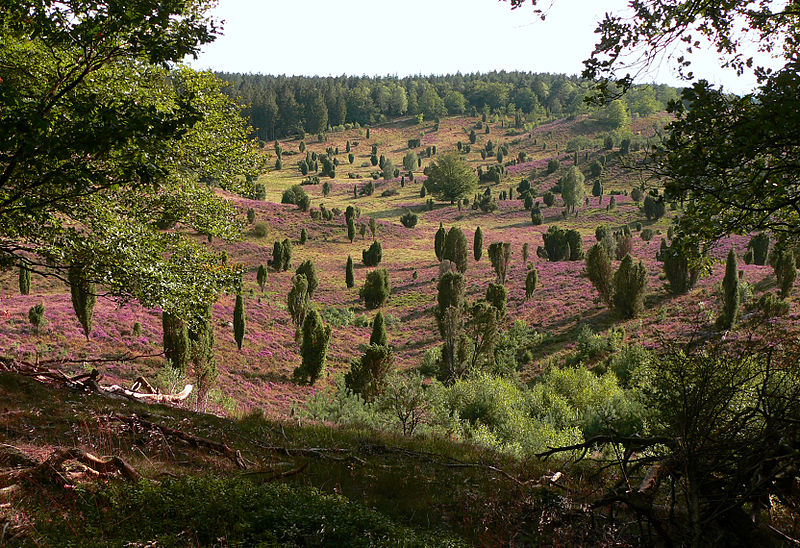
[109,414,247,469]
[535,434,675,460]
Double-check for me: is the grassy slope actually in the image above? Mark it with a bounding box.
[1,112,798,544]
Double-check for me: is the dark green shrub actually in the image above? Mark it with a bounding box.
[233,294,246,350]
[270,241,283,270]
[362,240,383,267]
[400,210,418,228]
[256,264,268,291]
[531,207,543,225]
[434,223,445,261]
[662,240,699,295]
[68,263,96,340]
[345,255,355,288]
[443,227,469,273]
[717,249,740,329]
[641,228,654,241]
[592,179,603,197]
[546,158,560,174]
[344,344,394,402]
[630,187,643,202]
[487,242,511,283]
[18,264,31,295]
[542,226,570,262]
[615,235,633,260]
[748,233,770,265]
[758,293,790,317]
[473,227,483,261]
[246,208,255,223]
[322,181,331,197]
[612,255,647,319]
[360,269,391,309]
[295,260,319,296]
[643,195,666,220]
[565,229,584,260]
[525,267,538,300]
[287,274,309,327]
[281,185,310,211]
[586,244,614,305]
[162,312,189,371]
[294,309,331,385]
[299,228,308,244]
[28,303,46,333]
[436,271,465,321]
[486,282,507,317]
[369,310,388,346]
[590,160,603,178]
[543,191,555,207]
[253,222,268,238]
[281,238,292,270]
[595,225,608,242]
[773,249,797,299]
[347,217,356,243]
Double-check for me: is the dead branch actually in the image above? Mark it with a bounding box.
[241,462,309,482]
[109,414,246,469]
[535,434,675,460]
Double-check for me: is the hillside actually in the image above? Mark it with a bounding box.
[3,110,799,545]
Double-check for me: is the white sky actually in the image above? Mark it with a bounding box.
[189,0,770,94]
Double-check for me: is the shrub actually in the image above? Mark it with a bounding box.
[640,228,654,241]
[233,294,245,350]
[253,222,268,238]
[299,228,308,245]
[487,242,511,284]
[345,255,355,289]
[281,238,292,270]
[253,182,266,200]
[281,185,310,211]
[246,208,255,224]
[18,264,31,295]
[612,255,647,319]
[400,210,418,228]
[486,283,507,317]
[295,260,319,296]
[294,309,332,385]
[748,233,770,265]
[473,227,483,261]
[270,241,284,270]
[717,248,740,329]
[68,263,96,340]
[615,235,633,260]
[643,195,666,220]
[565,229,584,260]
[595,225,608,242]
[543,191,555,207]
[530,207,543,225]
[345,344,395,402]
[525,267,538,300]
[546,158,560,174]
[28,303,46,332]
[443,227,468,273]
[346,217,356,243]
[362,240,383,267]
[774,249,797,298]
[256,264,268,291]
[630,187,643,202]
[586,244,614,305]
[360,269,391,309]
[758,293,790,317]
[542,226,570,262]
[162,312,189,371]
[662,239,699,294]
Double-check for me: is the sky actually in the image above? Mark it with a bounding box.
[189,0,771,94]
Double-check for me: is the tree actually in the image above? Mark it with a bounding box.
[443,227,469,273]
[256,264,268,292]
[0,2,262,329]
[525,267,538,300]
[561,166,585,213]
[270,241,284,271]
[662,239,699,295]
[487,242,511,284]
[163,312,190,372]
[369,311,388,346]
[362,241,383,267]
[345,255,355,289]
[774,249,797,299]
[360,269,390,309]
[473,227,483,261]
[403,151,418,172]
[347,216,356,243]
[344,344,394,402]
[485,283,507,318]
[643,195,666,220]
[424,152,478,204]
[434,223,446,261]
[612,255,647,319]
[295,260,319,297]
[18,265,31,296]
[382,158,395,181]
[233,294,246,350]
[718,249,740,329]
[68,263,96,340]
[294,309,331,385]
[281,239,293,271]
[585,244,614,306]
[287,274,310,328]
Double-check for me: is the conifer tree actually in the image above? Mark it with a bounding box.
[295,260,319,296]
[18,264,31,295]
[287,274,309,328]
[775,249,797,299]
[68,263,96,340]
[718,248,740,329]
[162,312,190,372]
[257,264,268,291]
[612,255,647,319]
[473,227,483,261]
[434,223,446,261]
[370,310,388,346]
[294,309,331,385]
[443,227,468,273]
[345,255,355,288]
[525,267,538,300]
[586,244,614,306]
[233,293,246,350]
[487,242,511,284]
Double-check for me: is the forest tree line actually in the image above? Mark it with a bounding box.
[215,71,679,140]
